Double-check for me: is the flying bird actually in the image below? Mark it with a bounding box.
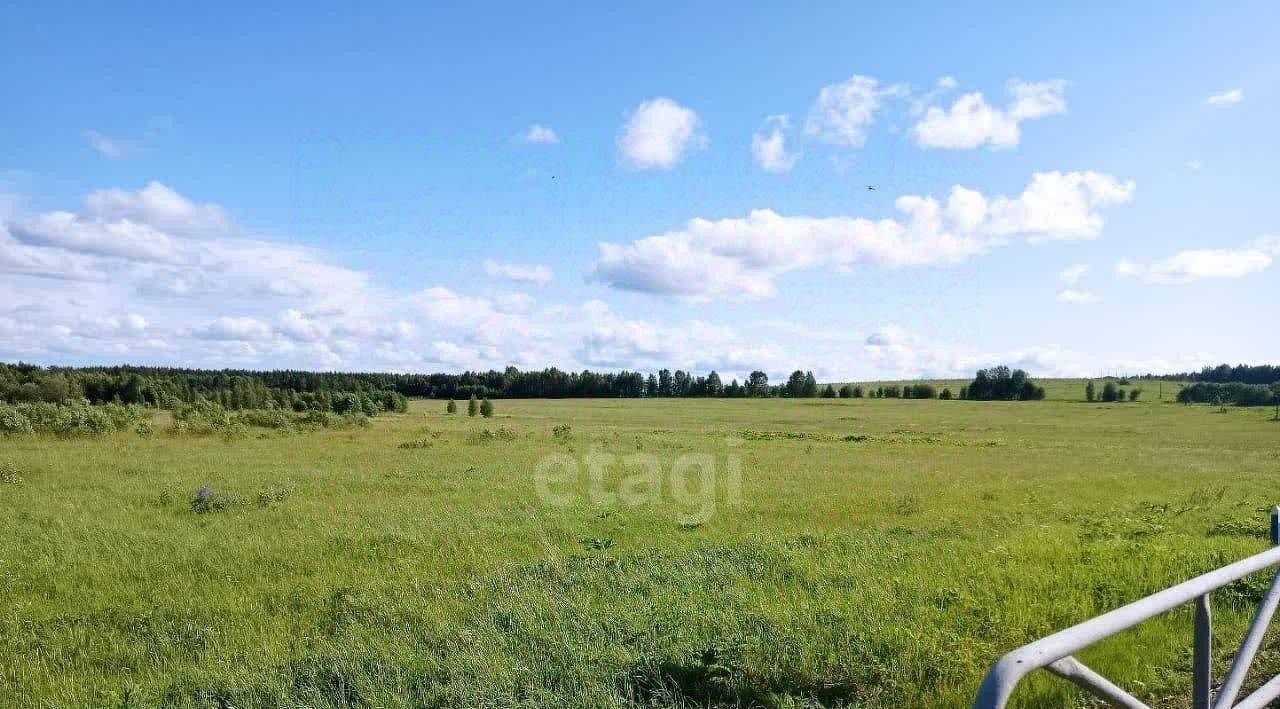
[866,185,876,191]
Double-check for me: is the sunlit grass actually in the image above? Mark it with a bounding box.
[1,394,1277,707]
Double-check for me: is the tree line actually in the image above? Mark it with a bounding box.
[0,362,407,414]
[1175,381,1280,407]
[1143,363,1280,386]
[1,361,1048,408]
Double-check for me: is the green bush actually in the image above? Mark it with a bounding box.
[190,485,241,513]
[0,402,148,435]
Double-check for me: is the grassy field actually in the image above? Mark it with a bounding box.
[2,392,1279,708]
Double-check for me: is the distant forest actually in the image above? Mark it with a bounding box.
[0,362,771,408]
[1142,364,1280,386]
[2,361,1277,409]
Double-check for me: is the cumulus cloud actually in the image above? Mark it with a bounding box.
[517,124,559,144]
[1057,289,1100,304]
[617,98,705,169]
[804,74,907,147]
[589,170,1134,301]
[483,259,552,284]
[0,181,1177,382]
[1116,236,1279,283]
[82,130,135,159]
[751,115,801,172]
[1057,264,1089,284]
[1055,264,1097,303]
[1206,88,1244,106]
[85,181,235,236]
[574,301,784,375]
[862,323,1088,378]
[912,79,1067,149]
[194,316,274,341]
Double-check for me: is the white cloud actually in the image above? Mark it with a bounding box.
[908,76,960,117]
[1206,88,1244,106]
[751,114,800,172]
[1057,263,1089,284]
[1057,289,1100,304]
[82,130,138,159]
[589,170,1134,301]
[804,74,907,147]
[1185,160,1203,171]
[862,323,1088,379]
[517,124,559,144]
[912,79,1066,150]
[1117,236,1279,283]
[85,181,234,236]
[195,316,273,341]
[0,180,1197,382]
[483,259,552,284]
[617,98,705,169]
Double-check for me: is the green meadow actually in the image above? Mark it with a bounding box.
[2,387,1279,708]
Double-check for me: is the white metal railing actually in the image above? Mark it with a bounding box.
[974,507,1280,709]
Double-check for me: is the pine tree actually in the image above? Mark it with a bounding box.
[480,398,494,418]
[467,394,479,417]
[1085,381,1096,402]
[446,399,457,414]
[801,371,819,397]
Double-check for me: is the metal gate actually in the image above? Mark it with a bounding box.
[974,507,1280,708]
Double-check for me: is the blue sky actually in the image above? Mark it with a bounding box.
[2,2,1277,381]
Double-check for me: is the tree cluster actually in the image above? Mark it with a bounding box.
[964,366,1046,401]
[1085,381,1141,403]
[1177,382,1280,407]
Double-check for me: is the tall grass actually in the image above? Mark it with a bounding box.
[0,394,1277,707]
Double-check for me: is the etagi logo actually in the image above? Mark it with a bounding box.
[533,437,743,524]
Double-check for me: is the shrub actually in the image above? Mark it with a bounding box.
[234,409,294,430]
[398,438,433,449]
[471,427,516,443]
[480,398,494,417]
[552,424,572,440]
[0,404,33,434]
[446,399,457,414]
[852,386,864,398]
[940,388,953,400]
[256,486,292,507]
[904,383,936,399]
[838,384,854,398]
[820,384,837,398]
[467,394,479,417]
[300,410,336,427]
[190,485,241,513]
[1101,381,1120,403]
[1085,381,1096,402]
[0,462,23,485]
[1128,388,1141,402]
